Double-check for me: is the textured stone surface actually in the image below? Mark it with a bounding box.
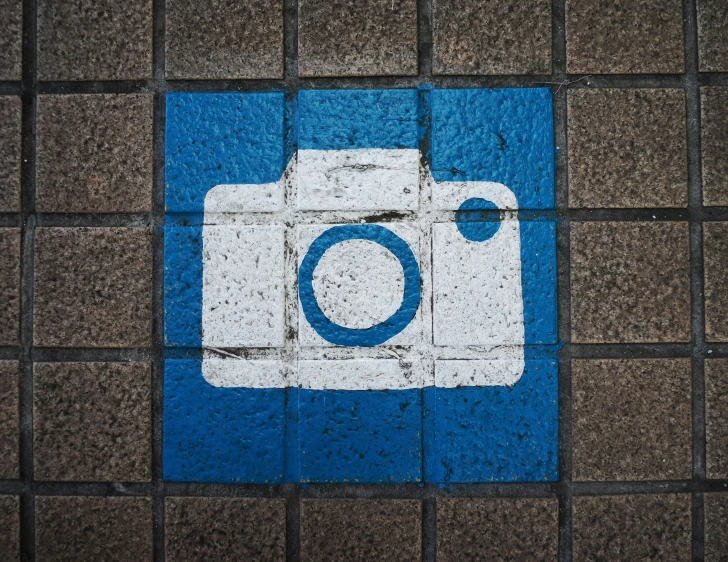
[571,222,691,343]
[701,88,728,206]
[38,0,152,80]
[0,0,22,80]
[0,362,19,480]
[298,0,418,77]
[704,222,728,342]
[36,496,153,562]
[705,493,728,562]
[0,97,21,211]
[0,496,19,562]
[706,359,728,479]
[572,359,692,481]
[165,497,285,561]
[572,495,691,562]
[166,0,283,79]
[568,89,687,208]
[698,0,728,71]
[0,229,20,346]
[34,228,153,348]
[566,0,684,73]
[300,500,421,561]
[34,362,151,482]
[432,0,550,75]
[36,95,153,213]
[437,498,558,561]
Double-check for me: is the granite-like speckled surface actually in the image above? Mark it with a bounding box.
[166,0,283,79]
[705,493,728,561]
[38,0,152,80]
[0,0,22,80]
[0,97,21,211]
[568,89,687,208]
[706,359,728,479]
[0,362,19,480]
[437,498,558,561]
[704,222,728,342]
[573,495,691,562]
[298,0,418,77]
[571,221,691,343]
[36,95,153,213]
[165,497,286,561]
[35,496,153,562]
[34,228,153,348]
[0,496,19,562]
[0,229,20,346]
[34,362,152,482]
[698,0,728,72]
[300,500,421,561]
[566,0,684,74]
[701,88,728,206]
[572,359,692,481]
[433,0,551,75]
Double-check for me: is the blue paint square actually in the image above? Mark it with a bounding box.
[163,89,559,484]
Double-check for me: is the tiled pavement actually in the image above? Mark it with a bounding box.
[0,0,726,560]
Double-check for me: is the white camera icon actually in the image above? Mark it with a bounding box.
[200,148,525,390]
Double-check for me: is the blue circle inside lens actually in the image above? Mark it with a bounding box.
[455,197,501,242]
[298,224,421,347]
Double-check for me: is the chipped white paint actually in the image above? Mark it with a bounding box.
[202,358,286,388]
[200,148,527,389]
[297,148,419,210]
[435,359,525,388]
[312,239,405,330]
[298,359,420,390]
[202,225,285,347]
[296,222,421,347]
[432,219,524,346]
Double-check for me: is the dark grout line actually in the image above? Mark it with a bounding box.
[282,0,301,559]
[552,0,572,559]
[151,0,167,559]
[683,0,708,556]
[18,0,37,556]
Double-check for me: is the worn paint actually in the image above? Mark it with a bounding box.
[163,88,558,484]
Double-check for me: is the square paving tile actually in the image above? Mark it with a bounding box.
[698,0,728,71]
[298,0,418,77]
[704,222,728,342]
[566,0,684,74]
[38,0,152,80]
[34,362,151,482]
[701,88,728,206]
[300,499,421,562]
[36,496,153,562]
[0,228,20,346]
[34,228,153,348]
[432,0,550,75]
[0,96,21,211]
[571,222,691,343]
[166,0,283,79]
[573,495,691,562]
[0,0,22,80]
[706,359,728,479]
[572,359,692,481]
[0,361,19,480]
[437,498,558,562]
[36,95,153,213]
[705,493,728,562]
[0,496,19,562]
[165,498,285,561]
[568,89,687,209]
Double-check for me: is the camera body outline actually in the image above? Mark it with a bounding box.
[200,147,525,390]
